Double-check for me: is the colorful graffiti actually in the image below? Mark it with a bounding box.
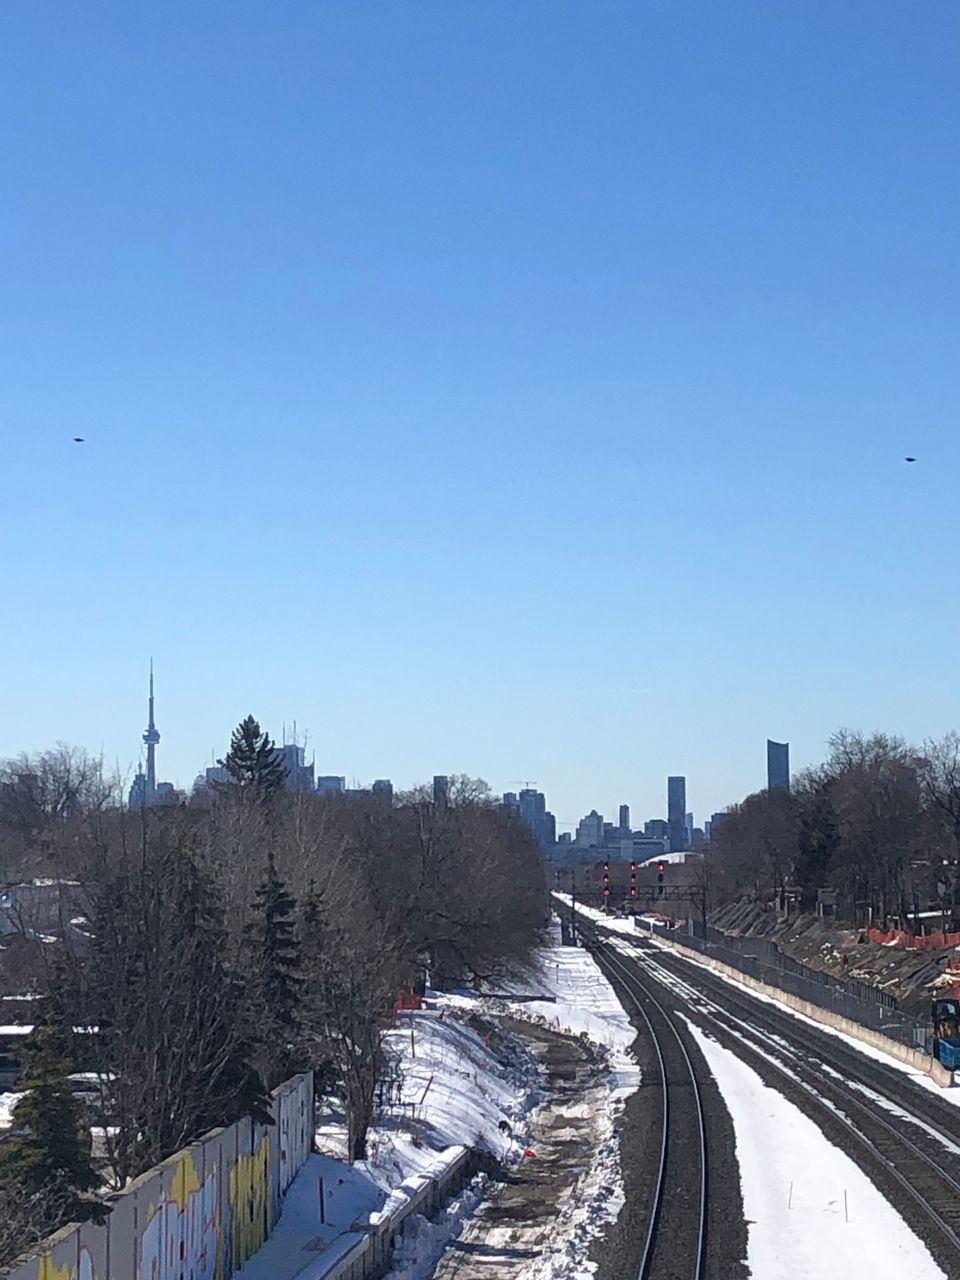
[6,1074,312,1280]
[139,1150,219,1280]
[228,1136,271,1269]
[37,1259,73,1280]
[29,1249,93,1280]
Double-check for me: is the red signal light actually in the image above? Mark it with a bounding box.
[657,861,665,874]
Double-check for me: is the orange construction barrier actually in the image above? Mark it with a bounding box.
[866,926,960,950]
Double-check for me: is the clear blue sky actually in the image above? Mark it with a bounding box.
[2,2,958,828]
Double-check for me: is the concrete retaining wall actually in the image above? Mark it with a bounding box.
[313,1146,474,1280]
[649,930,956,1088]
[1,1071,314,1280]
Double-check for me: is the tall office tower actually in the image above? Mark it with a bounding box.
[372,779,394,804]
[667,776,687,851]
[709,811,728,839]
[619,804,630,834]
[433,775,449,807]
[541,811,557,847]
[767,740,790,791]
[518,788,546,832]
[316,775,346,795]
[575,809,604,848]
[276,743,315,791]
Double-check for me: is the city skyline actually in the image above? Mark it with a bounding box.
[0,656,884,825]
[2,4,958,828]
[118,666,787,828]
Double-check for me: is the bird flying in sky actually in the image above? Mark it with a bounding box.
[905,456,917,463]
[73,437,84,443]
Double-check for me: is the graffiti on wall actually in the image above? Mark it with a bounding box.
[228,1135,271,1269]
[31,1249,94,1280]
[7,1074,311,1280]
[139,1150,219,1280]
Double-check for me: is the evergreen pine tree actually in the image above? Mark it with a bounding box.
[218,716,288,795]
[0,994,99,1226]
[249,850,303,1088]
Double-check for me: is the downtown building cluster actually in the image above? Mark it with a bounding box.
[126,668,403,809]
[508,739,791,867]
[124,668,791,848]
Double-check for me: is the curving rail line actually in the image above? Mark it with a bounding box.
[589,923,960,1268]
[588,937,708,1280]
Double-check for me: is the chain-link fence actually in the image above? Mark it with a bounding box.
[644,918,932,1052]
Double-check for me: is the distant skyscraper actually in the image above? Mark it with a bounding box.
[316,775,346,795]
[575,809,604,848]
[433,775,449,807]
[519,788,545,831]
[516,788,556,851]
[128,769,148,810]
[710,811,728,839]
[767,740,790,791]
[372,779,394,804]
[274,743,315,792]
[619,804,630,835]
[667,776,687,852]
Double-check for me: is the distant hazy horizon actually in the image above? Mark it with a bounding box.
[2,3,957,828]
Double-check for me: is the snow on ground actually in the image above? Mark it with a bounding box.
[359,1007,540,1189]
[386,923,641,1280]
[516,923,639,1097]
[383,1179,487,1280]
[238,921,641,1280]
[234,1153,386,1280]
[632,924,960,1105]
[679,1015,948,1280]
[239,1004,540,1280]
[489,920,641,1279]
[0,1091,21,1129]
[565,898,960,1106]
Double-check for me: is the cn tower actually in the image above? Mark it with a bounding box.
[142,660,161,802]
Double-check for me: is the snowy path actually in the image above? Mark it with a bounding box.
[392,925,641,1279]
[427,1023,609,1280]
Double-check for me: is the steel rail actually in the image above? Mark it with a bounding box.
[589,937,708,1280]
[591,925,960,1259]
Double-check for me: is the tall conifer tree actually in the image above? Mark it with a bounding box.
[219,716,288,795]
[0,994,98,1226]
[249,850,302,1087]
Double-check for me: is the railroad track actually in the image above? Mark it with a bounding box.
[587,925,960,1275]
[623,926,960,1162]
[589,939,708,1280]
